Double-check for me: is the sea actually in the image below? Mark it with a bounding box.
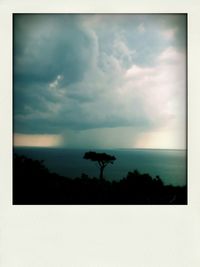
[14,147,187,186]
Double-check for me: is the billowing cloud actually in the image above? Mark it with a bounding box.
[14,14,186,148]
[138,23,145,33]
[162,28,177,40]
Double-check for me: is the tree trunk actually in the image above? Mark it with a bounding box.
[99,166,105,180]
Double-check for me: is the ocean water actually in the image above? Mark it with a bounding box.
[14,147,187,186]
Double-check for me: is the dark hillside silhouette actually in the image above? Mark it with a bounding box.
[13,153,187,205]
[83,151,116,179]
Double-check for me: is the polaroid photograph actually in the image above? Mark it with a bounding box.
[1,1,199,267]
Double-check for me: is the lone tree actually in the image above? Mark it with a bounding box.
[83,151,116,180]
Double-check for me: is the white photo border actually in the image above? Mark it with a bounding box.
[0,1,199,266]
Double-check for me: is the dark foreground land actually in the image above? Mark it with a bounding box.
[13,154,187,205]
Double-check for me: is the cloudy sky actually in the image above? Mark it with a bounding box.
[14,14,186,149]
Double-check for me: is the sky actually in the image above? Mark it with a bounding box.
[13,14,187,149]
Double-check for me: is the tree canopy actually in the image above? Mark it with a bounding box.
[83,151,116,179]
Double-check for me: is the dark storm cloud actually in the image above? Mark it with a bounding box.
[14,14,186,146]
[14,15,94,85]
[14,14,99,133]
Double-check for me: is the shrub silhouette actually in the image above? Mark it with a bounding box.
[83,151,116,179]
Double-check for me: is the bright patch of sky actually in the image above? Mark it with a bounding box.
[14,14,186,149]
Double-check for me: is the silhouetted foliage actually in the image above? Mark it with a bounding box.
[83,151,116,179]
[13,153,187,205]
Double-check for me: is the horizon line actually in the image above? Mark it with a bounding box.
[13,145,186,151]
